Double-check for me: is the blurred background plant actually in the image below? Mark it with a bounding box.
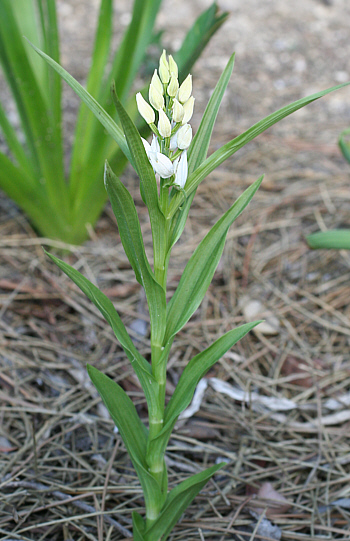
[306,127,350,250]
[0,0,227,244]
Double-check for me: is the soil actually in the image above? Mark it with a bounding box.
[1,0,350,540]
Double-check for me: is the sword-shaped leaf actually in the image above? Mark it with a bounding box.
[45,251,161,416]
[143,463,224,541]
[168,82,350,219]
[165,176,263,344]
[104,161,166,347]
[87,365,163,513]
[132,512,146,541]
[147,322,259,469]
[111,86,167,290]
[26,39,134,168]
[188,53,235,174]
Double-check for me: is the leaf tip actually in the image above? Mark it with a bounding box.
[86,363,95,378]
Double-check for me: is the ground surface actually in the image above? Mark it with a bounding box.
[1,0,350,539]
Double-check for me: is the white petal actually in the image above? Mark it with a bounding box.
[141,137,151,156]
[177,124,192,150]
[150,135,160,154]
[158,109,171,137]
[169,132,178,151]
[174,150,188,188]
[150,152,174,178]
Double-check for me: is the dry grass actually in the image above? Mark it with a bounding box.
[1,135,350,540]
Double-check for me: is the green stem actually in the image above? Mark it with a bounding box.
[145,195,172,527]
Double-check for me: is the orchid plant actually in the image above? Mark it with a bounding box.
[29,41,349,539]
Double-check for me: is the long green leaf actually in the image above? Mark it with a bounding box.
[188,53,235,174]
[165,176,263,343]
[38,0,62,131]
[147,322,259,470]
[104,161,166,347]
[174,2,229,82]
[69,0,113,200]
[132,512,146,541]
[144,463,224,541]
[306,229,350,250]
[12,0,47,87]
[45,251,161,416]
[168,82,350,218]
[87,365,163,513]
[26,39,134,168]
[111,87,168,296]
[164,322,260,424]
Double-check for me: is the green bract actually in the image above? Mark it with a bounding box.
[35,44,349,539]
[0,0,227,244]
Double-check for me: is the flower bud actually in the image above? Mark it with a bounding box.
[178,74,192,103]
[151,69,163,95]
[182,96,195,124]
[150,134,160,154]
[158,108,171,138]
[172,99,184,123]
[150,152,174,178]
[177,123,192,150]
[169,132,178,151]
[159,49,170,84]
[168,55,178,78]
[167,74,179,98]
[149,83,164,111]
[174,150,188,188]
[136,92,155,124]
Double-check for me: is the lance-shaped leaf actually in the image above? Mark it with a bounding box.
[87,365,163,513]
[143,463,224,541]
[306,229,350,250]
[104,161,166,347]
[168,53,236,252]
[132,512,146,541]
[46,251,161,416]
[111,85,167,287]
[110,86,164,225]
[70,0,113,195]
[165,176,263,344]
[26,39,134,169]
[168,82,350,219]
[188,53,235,174]
[165,321,260,424]
[147,322,259,470]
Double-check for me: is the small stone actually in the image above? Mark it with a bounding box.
[240,297,280,335]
